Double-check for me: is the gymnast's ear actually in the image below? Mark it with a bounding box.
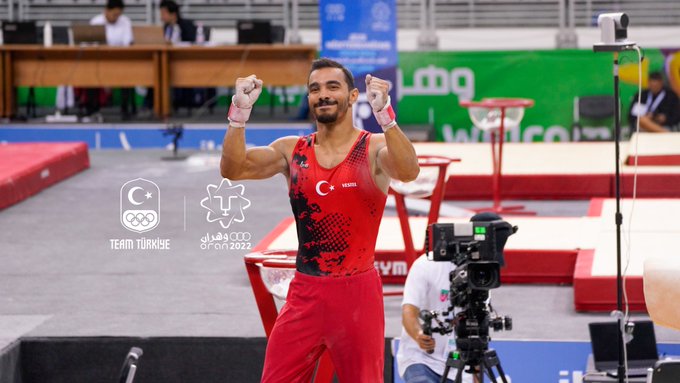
[349,87,359,105]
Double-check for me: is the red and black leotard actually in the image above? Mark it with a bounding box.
[288,130,387,277]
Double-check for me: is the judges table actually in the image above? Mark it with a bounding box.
[162,45,316,117]
[0,44,317,118]
[0,45,164,118]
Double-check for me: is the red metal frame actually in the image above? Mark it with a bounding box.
[459,98,535,215]
[388,155,458,269]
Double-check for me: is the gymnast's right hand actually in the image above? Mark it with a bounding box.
[228,74,263,128]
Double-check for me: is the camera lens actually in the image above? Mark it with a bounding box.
[474,270,493,287]
[468,263,500,289]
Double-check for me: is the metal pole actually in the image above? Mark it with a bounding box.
[290,0,301,43]
[613,51,625,383]
[428,0,436,32]
[146,0,153,25]
[469,0,475,28]
[282,0,289,44]
[559,0,566,29]
[155,0,162,26]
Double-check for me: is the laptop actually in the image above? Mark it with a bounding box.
[72,24,107,45]
[132,25,166,45]
[2,21,38,44]
[52,26,71,45]
[589,320,659,378]
[237,20,272,44]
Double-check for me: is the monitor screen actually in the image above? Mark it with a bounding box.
[590,320,658,364]
[3,21,38,45]
[237,20,272,44]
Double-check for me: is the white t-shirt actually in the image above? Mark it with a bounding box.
[90,13,133,47]
[397,254,473,382]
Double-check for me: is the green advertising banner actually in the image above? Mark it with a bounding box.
[397,49,667,142]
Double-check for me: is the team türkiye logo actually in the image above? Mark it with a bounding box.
[120,178,160,233]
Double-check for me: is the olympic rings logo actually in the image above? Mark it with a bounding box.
[229,232,251,242]
[125,212,155,227]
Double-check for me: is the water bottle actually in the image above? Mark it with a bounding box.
[43,21,53,47]
[195,22,205,45]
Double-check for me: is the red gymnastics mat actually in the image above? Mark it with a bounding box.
[254,215,595,285]
[0,142,90,210]
[256,199,679,313]
[413,134,680,200]
[625,132,680,166]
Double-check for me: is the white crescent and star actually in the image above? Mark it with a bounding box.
[128,187,144,205]
[128,187,152,205]
[315,180,335,196]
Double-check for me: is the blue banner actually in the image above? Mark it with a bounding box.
[0,125,313,149]
[319,0,398,133]
[392,339,680,383]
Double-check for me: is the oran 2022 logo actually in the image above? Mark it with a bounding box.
[200,179,251,229]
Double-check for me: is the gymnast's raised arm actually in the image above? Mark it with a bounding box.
[219,74,296,180]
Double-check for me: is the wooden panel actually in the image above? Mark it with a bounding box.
[0,44,316,117]
[12,53,156,87]
[153,51,161,118]
[167,45,316,87]
[160,49,169,117]
[4,52,12,117]
[0,51,4,117]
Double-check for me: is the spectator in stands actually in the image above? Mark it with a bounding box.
[84,0,135,121]
[629,71,680,133]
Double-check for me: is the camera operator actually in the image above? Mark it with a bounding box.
[397,254,475,383]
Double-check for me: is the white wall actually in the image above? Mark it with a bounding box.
[291,27,680,51]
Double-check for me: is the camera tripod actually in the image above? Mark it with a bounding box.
[441,348,508,383]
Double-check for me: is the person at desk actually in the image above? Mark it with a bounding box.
[159,0,196,44]
[90,0,132,46]
[142,0,209,116]
[79,0,135,120]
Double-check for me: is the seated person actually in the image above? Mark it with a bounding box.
[83,0,135,120]
[144,0,214,115]
[397,253,475,383]
[629,71,680,133]
[160,0,196,43]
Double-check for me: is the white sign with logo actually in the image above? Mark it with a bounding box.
[110,178,171,251]
[199,179,253,250]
